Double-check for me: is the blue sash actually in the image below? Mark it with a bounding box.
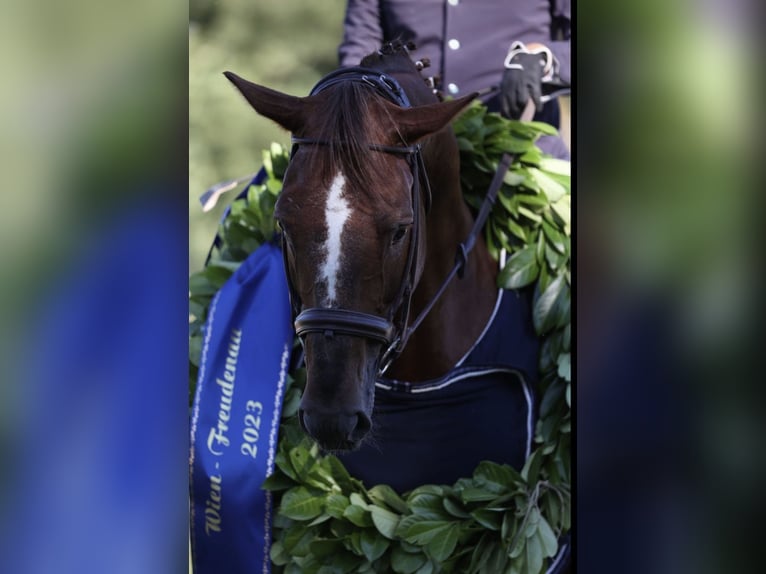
[190,241,293,574]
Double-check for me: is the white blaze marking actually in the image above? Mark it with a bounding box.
[321,172,351,305]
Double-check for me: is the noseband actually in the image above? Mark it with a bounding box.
[282,66,513,375]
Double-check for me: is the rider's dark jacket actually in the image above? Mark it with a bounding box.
[338,0,571,158]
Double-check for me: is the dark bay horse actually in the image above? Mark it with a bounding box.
[225,45,506,465]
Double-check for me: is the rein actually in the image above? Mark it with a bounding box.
[282,67,533,375]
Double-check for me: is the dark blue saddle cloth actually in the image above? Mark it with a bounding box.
[338,287,540,493]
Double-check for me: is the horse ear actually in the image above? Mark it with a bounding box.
[224,71,312,133]
[392,93,478,142]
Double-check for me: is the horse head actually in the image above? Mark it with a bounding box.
[225,48,475,451]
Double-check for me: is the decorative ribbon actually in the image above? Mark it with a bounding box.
[190,241,293,574]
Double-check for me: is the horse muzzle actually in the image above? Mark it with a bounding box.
[298,407,372,452]
[296,333,378,451]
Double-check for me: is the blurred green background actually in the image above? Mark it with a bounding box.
[189,0,347,272]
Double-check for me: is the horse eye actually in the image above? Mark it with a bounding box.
[391,226,408,245]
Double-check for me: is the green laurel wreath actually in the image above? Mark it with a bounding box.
[189,102,571,574]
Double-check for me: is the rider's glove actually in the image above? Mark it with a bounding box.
[500,41,557,119]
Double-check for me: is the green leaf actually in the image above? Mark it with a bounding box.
[330,519,356,539]
[261,469,297,492]
[285,561,308,574]
[503,170,526,186]
[283,523,313,554]
[539,331,563,377]
[533,275,569,335]
[539,379,566,419]
[537,516,558,558]
[349,492,370,509]
[370,505,400,539]
[281,487,324,521]
[529,168,565,202]
[523,119,558,136]
[507,218,529,242]
[557,353,571,381]
[492,219,516,252]
[309,539,344,559]
[368,484,409,514]
[562,322,571,351]
[289,446,317,481]
[307,513,332,527]
[189,336,202,367]
[469,533,493,573]
[343,504,373,527]
[551,195,571,227]
[391,545,427,574]
[474,461,520,493]
[498,245,539,289]
[281,386,302,419]
[325,493,350,519]
[404,520,454,545]
[459,487,499,503]
[205,259,242,272]
[320,551,364,574]
[535,228,546,265]
[344,531,363,556]
[509,528,526,559]
[518,205,542,223]
[323,455,354,491]
[516,191,550,208]
[497,188,519,217]
[543,492,561,533]
[189,273,218,297]
[457,137,475,152]
[541,219,567,254]
[266,178,282,194]
[274,449,299,482]
[501,509,516,541]
[360,528,390,562]
[521,449,543,485]
[470,508,503,531]
[545,241,568,271]
[395,514,426,539]
[408,492,449,520]
[538,157,570,176]
[487,542,510,572]
[270,539,290,566]
[520,146,543,165]
[188,299,205,321]
[536,260,552,294]
[442,497,470,519]
[525,532,543,574]
[525,507,541,537]
[426,523,460,562]
[262,149,273,175]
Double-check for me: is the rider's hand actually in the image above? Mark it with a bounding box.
[500,42,553,119]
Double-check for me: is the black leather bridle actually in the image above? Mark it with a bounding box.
[281,66,515,375]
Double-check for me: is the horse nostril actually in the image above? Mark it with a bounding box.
[299,408,372,449]
[349,411,372,442]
